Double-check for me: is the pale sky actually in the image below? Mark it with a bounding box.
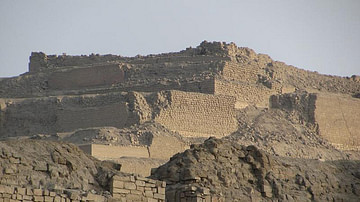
[0,0,359,77]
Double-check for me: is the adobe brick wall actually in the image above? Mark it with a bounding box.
[79,134,188,160]
[56,102,129,132]
[221,61,260,83]
[0,90,238,139]
[79,144,150,160]
[214,79,274,108]
[270,92,360,150]
[155,90,237,137]
[0,93,132,137]
[315,93,360,150]
[48,64,125,90]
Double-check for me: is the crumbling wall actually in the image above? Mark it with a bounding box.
[48,64,125,90]
[0,93,134,137]
[56,103,129,132]
[270,92,360,150]
[0,98,58,137]
[269,92,317,125]
[0,185,106,201]
[155,91,237,137]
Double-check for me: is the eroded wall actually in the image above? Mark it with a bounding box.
[270,92,360,150]
[0,93,132,137]
[214,79,274,108]
[155,91,237,137]
[48,64,125,90]
[315,94,360,150]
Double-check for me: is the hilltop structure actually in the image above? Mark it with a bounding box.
[0,41,359,201]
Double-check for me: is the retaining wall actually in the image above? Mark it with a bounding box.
[48,64,125,90]
[0,94,132,137]
[315,93,360,150]
[214,79,274,108]
[155,91,237,138]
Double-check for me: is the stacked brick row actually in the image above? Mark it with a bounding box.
[0,185,105,202]
[111,175,165,202]
[166,185,212,202]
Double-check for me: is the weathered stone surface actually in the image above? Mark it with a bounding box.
[151,138,360,201]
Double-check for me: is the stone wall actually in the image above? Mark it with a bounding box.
[155,91,237,138]
[0,175,167,202]
[0,184,106,202]
[48,64,125,90]
[110,175,165,202]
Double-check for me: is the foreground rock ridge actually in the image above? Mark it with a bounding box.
[0,41,359,201]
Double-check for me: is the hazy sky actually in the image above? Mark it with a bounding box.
[1,0,359,77]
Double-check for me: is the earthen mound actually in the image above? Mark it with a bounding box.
[226,105,358,160]
[151,138,360,201]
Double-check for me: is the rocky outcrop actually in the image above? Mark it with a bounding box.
[151,138,360,201]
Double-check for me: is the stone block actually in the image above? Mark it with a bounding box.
[26,188,33,195]
[157,187,165,195]
[112,180,124,188]
[124,182,136,190]
[147,198,158,202]
[130,189,143,195]
[43,189,50,196]
[44,196,54,202]
[15,194,23,200]
[126,194,142,201]
[136,186,144,192]
[15,187,25,195]
[154,193,165,200]
[112,188,130,194]
[33,195,44,201]
[113,175,135,182]
[135,180,146,187]
[53,196,61,202]
[33,189,43,196]
[0,185,14,194]
[145,190,153,197]
[23,195,33,200]
[2,193,11,198]
[145,183,156,188]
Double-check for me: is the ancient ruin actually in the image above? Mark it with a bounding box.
[0,41,359,201]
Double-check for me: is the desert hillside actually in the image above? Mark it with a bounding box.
[0,41,359,201]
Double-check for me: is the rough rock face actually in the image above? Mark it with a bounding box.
[0,140,120,193]
[151,138,360,201]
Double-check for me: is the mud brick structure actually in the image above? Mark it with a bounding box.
[270,92,360,150]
